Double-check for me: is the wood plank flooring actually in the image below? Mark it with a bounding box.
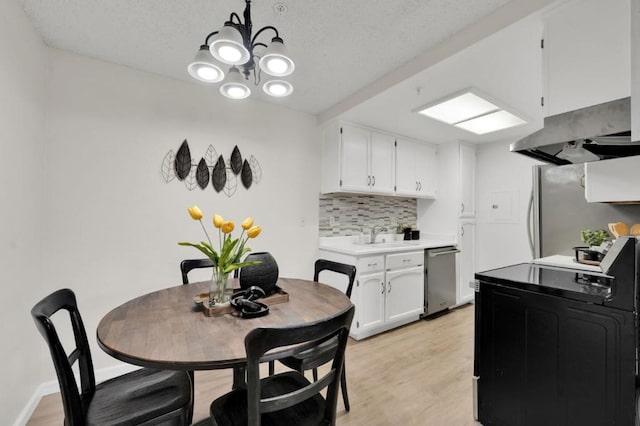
[27,304,479,426]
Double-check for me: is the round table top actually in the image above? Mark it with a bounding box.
[96,278,353,370]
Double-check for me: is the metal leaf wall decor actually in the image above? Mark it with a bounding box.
[196,158,209,189]
[174,140,191,180]
[241,159,253,189]
[184,164,198,190]
[211,156,227,193]
[160,150,176,183]
[161,139,262,197]
[224,168,238,197]
[230,146,243,175]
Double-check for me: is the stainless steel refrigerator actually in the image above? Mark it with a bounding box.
[530,163,640,258]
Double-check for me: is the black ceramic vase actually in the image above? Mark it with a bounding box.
[239,252,279,295]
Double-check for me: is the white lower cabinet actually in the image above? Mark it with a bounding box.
[355,271,385,334]
[318,249,425,340]
[385,265,424,323]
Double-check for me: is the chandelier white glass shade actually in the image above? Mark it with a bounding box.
[188,0,295,99]
[263,80,293,97]
[210,24,250,65]
[220,67,251,99]
[187,45,225,83]
[259,38,295,76]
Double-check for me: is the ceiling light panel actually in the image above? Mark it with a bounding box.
[454,110,527,134]
[416,92,499,124]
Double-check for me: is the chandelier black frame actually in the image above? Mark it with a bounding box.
[188,0,295,99]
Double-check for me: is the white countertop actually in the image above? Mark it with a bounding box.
[531,255,602,273]
[319,234,456,256]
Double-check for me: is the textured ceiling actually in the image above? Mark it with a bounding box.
[19,0,514,115]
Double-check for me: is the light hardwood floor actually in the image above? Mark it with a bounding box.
[27,304,479,426]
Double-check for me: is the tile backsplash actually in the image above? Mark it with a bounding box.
[319,193,417,237]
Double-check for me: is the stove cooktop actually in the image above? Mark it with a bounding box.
[475,263,613,304]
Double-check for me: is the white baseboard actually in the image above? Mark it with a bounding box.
[13,364,141,426]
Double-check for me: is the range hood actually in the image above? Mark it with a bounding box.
[511,97,640,165]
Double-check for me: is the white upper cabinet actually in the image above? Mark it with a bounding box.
[368,131,396,194]
[543,0,630,117]
[395,138,438,199]
[339,124,370,192]
[584,156,640,203]
[321,121,437,198]
[459,143,476,217]
[322,122,395,195]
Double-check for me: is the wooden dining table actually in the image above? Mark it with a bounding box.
[97,277,353,378]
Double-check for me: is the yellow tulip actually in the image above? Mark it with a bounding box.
[247,226,262,238]
[213,214,224,228]
[241,217,254,230]
[187,205,203,220]
[221,221,235,234]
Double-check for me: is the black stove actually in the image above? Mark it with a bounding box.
[473,237,640,425]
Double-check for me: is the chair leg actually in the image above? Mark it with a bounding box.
[312,367,318,382]
[269,360,275,375]
[187,370,195,424]
[340,369,350,412]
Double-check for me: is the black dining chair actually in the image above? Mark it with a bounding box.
[277,259,357,411]
[209,305,355,426]
[181,258,240,285]
[31,288,193,426]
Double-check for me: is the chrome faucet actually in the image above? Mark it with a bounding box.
[370,225,387,243]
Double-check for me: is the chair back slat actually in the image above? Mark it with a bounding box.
[180,258,241,284]
[31,288,95,426]
[180,258,214,284]
[260,370,336,413]
[244,306,355,426]
[314,259,357,298]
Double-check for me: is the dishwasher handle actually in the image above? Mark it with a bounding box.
[428,249,460,257]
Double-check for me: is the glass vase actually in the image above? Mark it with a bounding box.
[209,269,231,306]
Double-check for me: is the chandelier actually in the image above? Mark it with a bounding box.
[188,0,295,100]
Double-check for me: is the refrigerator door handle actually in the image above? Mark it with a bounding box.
[527,186,534,258]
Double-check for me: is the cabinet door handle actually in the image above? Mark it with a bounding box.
[461,203,465,213]
[372,175,376,186]
[367,262,378,267]
[416,181,419,191]
[419,182,422,191]
[381,282,385,294]
[461,226,465,237]
[388,282,392,293]
[367,175,371,186]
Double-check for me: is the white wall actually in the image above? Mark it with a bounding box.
[0,1,48,424]
[3,11,320,422]
[475,141,541,271]
[41,49,321,373]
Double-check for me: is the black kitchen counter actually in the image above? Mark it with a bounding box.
[475,262,614,305]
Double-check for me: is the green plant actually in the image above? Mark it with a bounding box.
[580,229,610,247]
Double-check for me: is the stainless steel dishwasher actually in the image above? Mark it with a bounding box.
[424,246,460,316]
